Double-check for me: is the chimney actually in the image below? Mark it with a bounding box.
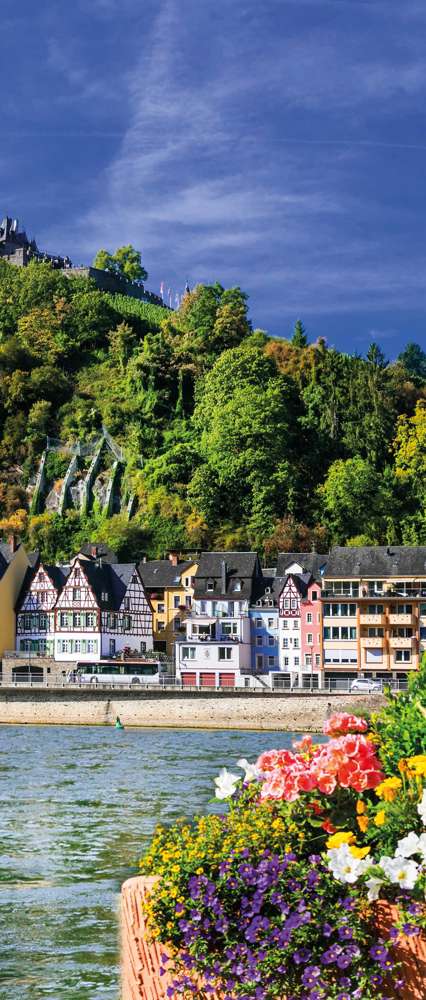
[91,544,97,558]
[221,559,227,593]
[7,533,17,554]
[168,551,178,566]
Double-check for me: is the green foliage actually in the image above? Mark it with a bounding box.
[371,655,426,773]
[93,244,148,282]
[0,254,425,559]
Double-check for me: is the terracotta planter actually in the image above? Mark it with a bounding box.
[121,877,426,1000]
[121,876,224,1000]
[374,901,426,1000]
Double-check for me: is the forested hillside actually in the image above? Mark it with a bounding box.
[0,258,425,562]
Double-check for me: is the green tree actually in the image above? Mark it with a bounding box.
[317,457,390,543]
[291,319,308,347]
[93,245,148,282]
[397,342,426,385]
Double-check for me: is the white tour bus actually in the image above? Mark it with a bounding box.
[67,661,163,685]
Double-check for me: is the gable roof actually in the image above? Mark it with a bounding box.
[77,541,118,564]
[138,559,194,589]
[324,546,426,579]
[194,551,261,599]
[15,562,69,611]
[276,552,328,581]
[75,560,140,610]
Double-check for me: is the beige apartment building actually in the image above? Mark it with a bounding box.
[322,546,426,687]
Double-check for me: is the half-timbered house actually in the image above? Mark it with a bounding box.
[16,561,68,655]
[54,558,153,661]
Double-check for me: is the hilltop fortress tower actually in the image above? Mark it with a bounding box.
[0,214,164,307]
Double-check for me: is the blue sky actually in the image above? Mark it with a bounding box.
[3,0,426,355]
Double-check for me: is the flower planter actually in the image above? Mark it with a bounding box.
[374,901,426,1000]
[121,877,426,1000]
[121,876,225,1000]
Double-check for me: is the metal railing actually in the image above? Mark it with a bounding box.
[0,675,406,694]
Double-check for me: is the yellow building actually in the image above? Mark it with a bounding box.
[139,556,198,658]
[0,541,30,659]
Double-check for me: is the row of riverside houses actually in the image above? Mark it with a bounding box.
[2,542,426,689]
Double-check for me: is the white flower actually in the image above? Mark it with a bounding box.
[379,855,420,890]
[237,758,262,783]
[396,832,422,858]
[214,768,240,800]
[327,843,370,884]
[418,832,426,861]
[417,789,426,825]
[366,876,386,902]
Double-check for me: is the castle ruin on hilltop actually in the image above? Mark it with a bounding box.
[0,215,164,307]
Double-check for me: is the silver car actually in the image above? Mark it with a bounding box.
[350,678,382,693]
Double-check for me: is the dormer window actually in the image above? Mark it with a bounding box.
[207,579,214,592]
[101,591,109,602]
[74,568,80,580]
[232,579,242,592]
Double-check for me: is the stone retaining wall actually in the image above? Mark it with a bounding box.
[0,687,386,730]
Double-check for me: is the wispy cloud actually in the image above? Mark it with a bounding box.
[37,0,426,341]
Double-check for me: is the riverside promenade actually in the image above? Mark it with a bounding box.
[0,686,385,730]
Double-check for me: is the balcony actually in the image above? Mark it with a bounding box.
[388,636,416,649]
[388,613,415,626]
[359,614,386,626]
[360,637,384,648]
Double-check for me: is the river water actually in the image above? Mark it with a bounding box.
[0,725,299,1000]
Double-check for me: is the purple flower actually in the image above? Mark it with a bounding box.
[302,965,321,986]
[322,922,333,937]
[338,925,353,941]
[370,943,389,961]
[293,948,311,964]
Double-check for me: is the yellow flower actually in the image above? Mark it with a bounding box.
[375,776,402,802]
[357,815,369,833]
[374,810,386,827]
[356,800,366,815]
[406,755,426,777]
[398,759,410,775]
[326,831,356,849]
[349,845,371,859]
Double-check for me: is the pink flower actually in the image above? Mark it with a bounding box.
[323,713,369,737]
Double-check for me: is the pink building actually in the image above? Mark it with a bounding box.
[300,579,323,683]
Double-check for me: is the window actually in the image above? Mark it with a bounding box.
[73,613,81,627]
[323,626,357,640]
[268,636,275,646]
[305,654,312,667]
[124,614,131,631]
[157,620,165,631]
[232,579,242,592]
[293,619,299,629]
[123,597,130,611]
[157,602,165,613]
[311,591,318,601]
[307,613,312,624]
[186,595,192,608]
[268,656,275,667]
[86,613,95,628]
[282,620,288,629]
[184,577,190,587]
[396,650,411,663]
[307,633,313,644]
[291,599,297,610]
[283,638,289,649]
[315,654,321,667]
[75,639,81,653]
[284,599,290,610]
[219,647,232,660]
[174,595,180,609]
[268,617,274,628]
[72,588,81,601]
[182,646,196,660]
[367,604,384,615]
[256,637,262,647]
[255,617,262,627]
[207,580,214,592]
[293,638,299,648]
[223,622,237,635]
[256,654,263,669]
[87,639,98,653]
[294,657,300,666]
[101,591,109,603]
[39,613,47,630]
[284,656,289,666]
[367,627,384,637]
[60,612,70,628]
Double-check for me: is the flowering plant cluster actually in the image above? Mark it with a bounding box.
[140,700,426,999]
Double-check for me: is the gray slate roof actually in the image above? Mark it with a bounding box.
[276,552,328,581]
[324,546,426,579]
[0,541,14,581]
[194,551,261,599]
[139,560,194,589]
